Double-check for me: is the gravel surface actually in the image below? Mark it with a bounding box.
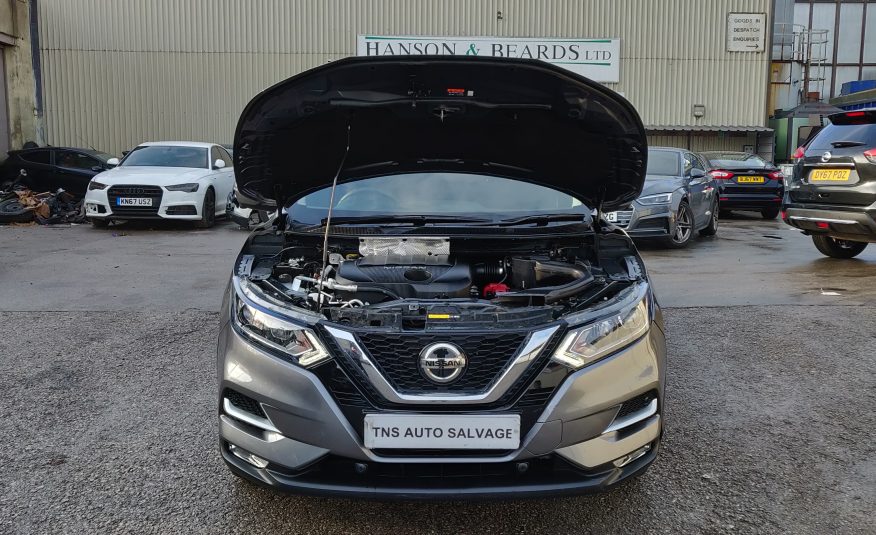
[1,306,872,534]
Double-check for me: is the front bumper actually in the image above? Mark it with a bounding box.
[612,205,673,238]
[783,201,876,242]
[84,187,205,220]
[217,316,665,498]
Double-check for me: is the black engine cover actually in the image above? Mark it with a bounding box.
[336,259,472,299]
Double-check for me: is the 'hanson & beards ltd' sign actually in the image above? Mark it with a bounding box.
[357,35,620,83]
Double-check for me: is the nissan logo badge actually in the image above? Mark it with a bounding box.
[418,343,467,384]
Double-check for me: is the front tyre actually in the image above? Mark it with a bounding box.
[811,235,867,259]
[661,200,693,248]
[195,188,215,229]
[699,201,719,236]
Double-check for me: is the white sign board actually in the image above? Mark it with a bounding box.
[357,35,621,83]
[726,13,766,52]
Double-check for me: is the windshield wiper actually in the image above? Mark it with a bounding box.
[473,213,589,227]
[830,140,865,148]
[319,214,493,226]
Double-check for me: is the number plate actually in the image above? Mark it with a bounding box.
[736,176,765,184]
[117,197,153,206]
[809,169,850,182]
[605,211,618,222]
[364,413,520,450]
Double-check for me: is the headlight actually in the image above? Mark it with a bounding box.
[552,298,649,369]
[233,292,329,367]
[637,193,672,205]
[88,181,108,191]
[166,183,199,192]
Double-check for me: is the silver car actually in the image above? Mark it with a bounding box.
[606,147,719,248]
[217,56,666,498]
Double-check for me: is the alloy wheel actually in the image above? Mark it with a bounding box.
[672,204,692,244]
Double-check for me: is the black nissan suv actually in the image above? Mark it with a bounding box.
[783,109,876,258]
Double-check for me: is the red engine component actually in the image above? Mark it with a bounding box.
[482,282,510,298]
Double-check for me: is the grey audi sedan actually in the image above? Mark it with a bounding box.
[605,147,719,248]
[217,56,665,498]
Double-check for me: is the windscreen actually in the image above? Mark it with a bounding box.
[808,117,876,151]
[646,150,680,176]
[288,173,585,224]
[704,153,769,169]
[120,146,208,168]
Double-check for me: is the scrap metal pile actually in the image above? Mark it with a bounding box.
[0,188,86,225]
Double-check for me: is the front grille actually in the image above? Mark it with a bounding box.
[611,210,634,228]
[107,185,163,216]
[224,389,266,418]
[637,218,668,230]
[315,334,567,457]
[355,331,528,393]
[268,453,598,485]
[516,387,556,408]
[166,205,197,215]
[616,390,656,419]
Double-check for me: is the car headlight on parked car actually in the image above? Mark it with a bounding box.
[232,289,329,367]
[88,181,108,191]
[165,183,200,192]
[636,193,672,205]
[552,297,649,369]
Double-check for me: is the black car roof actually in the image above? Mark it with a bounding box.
[8,146,111,158]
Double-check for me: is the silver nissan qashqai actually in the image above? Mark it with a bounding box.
[218,56,666,499]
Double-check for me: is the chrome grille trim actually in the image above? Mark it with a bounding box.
[323,325,560,405]
[222,398,280,433]
[604,398,658,433]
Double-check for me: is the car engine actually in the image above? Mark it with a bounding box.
[238,232,645,329]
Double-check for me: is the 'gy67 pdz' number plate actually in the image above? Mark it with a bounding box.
[117,197,153,206]
[364,413,520,450]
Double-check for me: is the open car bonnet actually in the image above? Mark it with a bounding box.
[233,56,647,211]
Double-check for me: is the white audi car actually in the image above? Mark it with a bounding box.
[84,141,234,228]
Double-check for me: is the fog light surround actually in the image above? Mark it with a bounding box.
[613,443,651,468]
[228,444,269,468]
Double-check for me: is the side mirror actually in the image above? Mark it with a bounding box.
[106,157,120,168]
[690,168,706,179]
[213,159,226,170]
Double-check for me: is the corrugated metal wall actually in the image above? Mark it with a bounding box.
[38,0,771,155]
[647,132,757,152]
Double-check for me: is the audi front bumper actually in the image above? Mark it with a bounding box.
[216,311,666,499]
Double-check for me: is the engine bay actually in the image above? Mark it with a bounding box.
[236,232,645,329]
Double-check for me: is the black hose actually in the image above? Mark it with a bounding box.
[355,285,404,301]
[493,260,594,305]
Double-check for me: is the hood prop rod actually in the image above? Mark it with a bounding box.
[593,186,607,264]
[316,124,352,312]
